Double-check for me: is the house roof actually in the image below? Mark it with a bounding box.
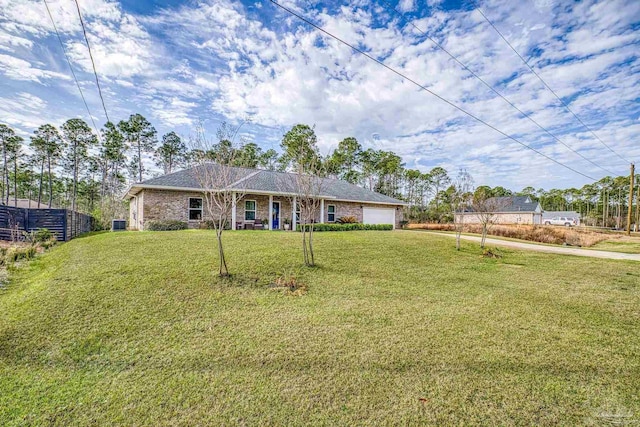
[458,196,541,213]
[125,164,407,206]
[4,199,52,209]
[490,196,541,213]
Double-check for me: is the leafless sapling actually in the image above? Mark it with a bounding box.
[190,123,246,277]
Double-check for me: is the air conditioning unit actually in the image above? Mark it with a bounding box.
[111,219,127,231]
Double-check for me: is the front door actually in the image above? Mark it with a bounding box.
[272,202,280,230]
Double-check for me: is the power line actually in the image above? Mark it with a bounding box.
[73,0,111,124]
[43,0,101,136]
[471,0,629,165]
[268,0,598,181]
[378,0,623,176]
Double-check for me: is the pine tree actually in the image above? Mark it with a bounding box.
[155,131,186,174]
[118,114,157,182]
[61,119,97,213]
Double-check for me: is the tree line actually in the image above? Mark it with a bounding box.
[1,118,637,229]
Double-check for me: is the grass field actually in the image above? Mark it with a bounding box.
[592,238,640,254]
[1,230,639,425]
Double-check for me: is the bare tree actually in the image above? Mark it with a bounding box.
[277,150,325,266]
[451,169,474,251]
[471,193,512,248]
[295,162,326,267]
[190,122,246,277]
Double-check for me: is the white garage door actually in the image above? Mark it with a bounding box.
[362,207,396,228]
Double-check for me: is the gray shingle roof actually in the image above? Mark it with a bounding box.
[133,164,406,205]
[489,196,540,212]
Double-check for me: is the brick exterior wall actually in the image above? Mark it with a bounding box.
[131,189,404,230]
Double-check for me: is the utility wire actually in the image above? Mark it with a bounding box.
[471,0,629,165]
[43,0,101,136]
[378,0,622,175]
[268,0,597,181]
[73,0,111,124]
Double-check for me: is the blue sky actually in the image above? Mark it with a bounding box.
[1,0,639,189]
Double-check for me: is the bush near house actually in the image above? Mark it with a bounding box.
[297,223,393,232]
[145,220,189,231]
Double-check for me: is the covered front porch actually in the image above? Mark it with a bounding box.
[231,193,332,231]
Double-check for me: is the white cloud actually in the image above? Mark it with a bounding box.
[0,54,70,82]
[1,0,638,189]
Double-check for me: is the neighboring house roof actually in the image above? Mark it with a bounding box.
[458,196,542,213]
[124,164,407,205]
[491,196,541,213]
[542,210,582,219]
[4,199,52,209]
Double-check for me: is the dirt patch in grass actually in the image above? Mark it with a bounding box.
[268,276,308,296]
[408,223,615,247]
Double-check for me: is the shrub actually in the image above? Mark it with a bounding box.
[297,223,393,232]
[336,215,358,224]
[145,220,188,231]
[33,228,54,243]
[198,220,231,230]
[3,246,37,264]
[39,238,57,249]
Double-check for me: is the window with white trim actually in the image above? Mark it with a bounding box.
[295,202,301,222]
[245,200,256,221]
[327,205,336,222]
[189,197,203,220]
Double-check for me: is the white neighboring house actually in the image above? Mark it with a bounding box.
[542,211,581,226]
[455,196,543,225]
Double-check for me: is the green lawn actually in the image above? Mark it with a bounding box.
[1,230,639,426]
[592,239,640,254]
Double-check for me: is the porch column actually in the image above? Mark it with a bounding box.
[292,196,297,232]
[268,195,273,230]
[320,199,325,223]
[231,192,237,230]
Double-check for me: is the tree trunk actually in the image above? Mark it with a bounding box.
[216,219,229,277]
[0,145,4,204]
[137,137,143,182]
[301,221,308,265]
[308,223,315,266]
[100,159,107,203]
[636,188,639,231]
[455,217,463,251]
[13,155,17,207]
[3,149,8,205]
[481,224,488,249]
[38,158,44,206]
[47,155,53,208]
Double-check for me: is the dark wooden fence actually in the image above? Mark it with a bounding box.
[0,205,93,242]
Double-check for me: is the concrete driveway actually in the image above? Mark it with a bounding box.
[427,232,640,261]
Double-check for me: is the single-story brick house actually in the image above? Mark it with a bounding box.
[125,165,407,230]
[455,196,543,225]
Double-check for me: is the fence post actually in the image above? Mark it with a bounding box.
[63,210,67,241]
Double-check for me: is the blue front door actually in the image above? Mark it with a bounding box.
[272,202,280,229]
